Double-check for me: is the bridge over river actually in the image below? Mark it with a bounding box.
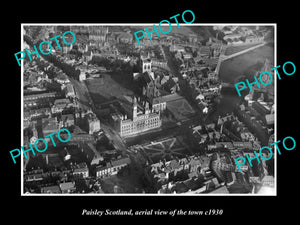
[215,42,266,76]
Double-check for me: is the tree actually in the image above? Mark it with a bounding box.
[192,50,198,58]
[44,81,61,92]
[74,177,89,193]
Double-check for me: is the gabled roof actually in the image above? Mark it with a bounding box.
[139,72,153,85]
[183,178,202,190]
[96,157,131,172]
[111,157,131,167]
[166,159,181,171]
[54,98,71,106]
[163,78,176,91]
[59,182,75,191]
[189,158,201,167]
[73,162,89,173]
[42,117,59,132]
[265,114,274,124]
[209,185,229,194]
[56,73,68,80]
[171,182,189,193]
[199,46,210,54]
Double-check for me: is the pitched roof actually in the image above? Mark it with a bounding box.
[41,185,61,193]
[171,159,182,168]
[73,163,89,173]
[111,157,131,167]
[199,46,210,54]
[96,156,131,172]
[166,159,181,171]
[189,158,201,167]
[59,182,75,191]
[183,178,202,190]
[54,98,71,106]
[265,114,274,124]
[42,117,59,132]
[163,78,176,91]
[171,182,189,193]
[139,72,153,85]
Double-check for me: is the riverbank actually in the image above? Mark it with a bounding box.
[205,44,274,123]
[219,44,274,84]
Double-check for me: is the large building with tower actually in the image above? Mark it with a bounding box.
[134,58,162,102]
[110,96,162,137]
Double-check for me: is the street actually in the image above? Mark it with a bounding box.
[162,45,205,122]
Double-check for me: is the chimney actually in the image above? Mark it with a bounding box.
[133,96,137,119]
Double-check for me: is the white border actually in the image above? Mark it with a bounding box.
[21,23,277,196]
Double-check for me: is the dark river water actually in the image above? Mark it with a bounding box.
[206,44,274,122]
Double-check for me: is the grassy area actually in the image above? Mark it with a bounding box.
[86,74,134,105]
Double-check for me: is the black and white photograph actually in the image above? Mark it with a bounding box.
[20,24,276,195]
[3,3,298,223]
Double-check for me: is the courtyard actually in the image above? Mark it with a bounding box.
[85,73,134,105]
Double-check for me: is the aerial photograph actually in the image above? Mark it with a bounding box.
[22,24,275,195]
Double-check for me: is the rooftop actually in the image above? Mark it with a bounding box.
[41,185,61,194]
[72,162,88,173]
[42,117,59,132]
[59,182,75,191]
[208,185,229,194]
[96,156,131,172]
[54,98,71,106]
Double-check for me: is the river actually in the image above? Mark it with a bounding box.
[206,44,274,123]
